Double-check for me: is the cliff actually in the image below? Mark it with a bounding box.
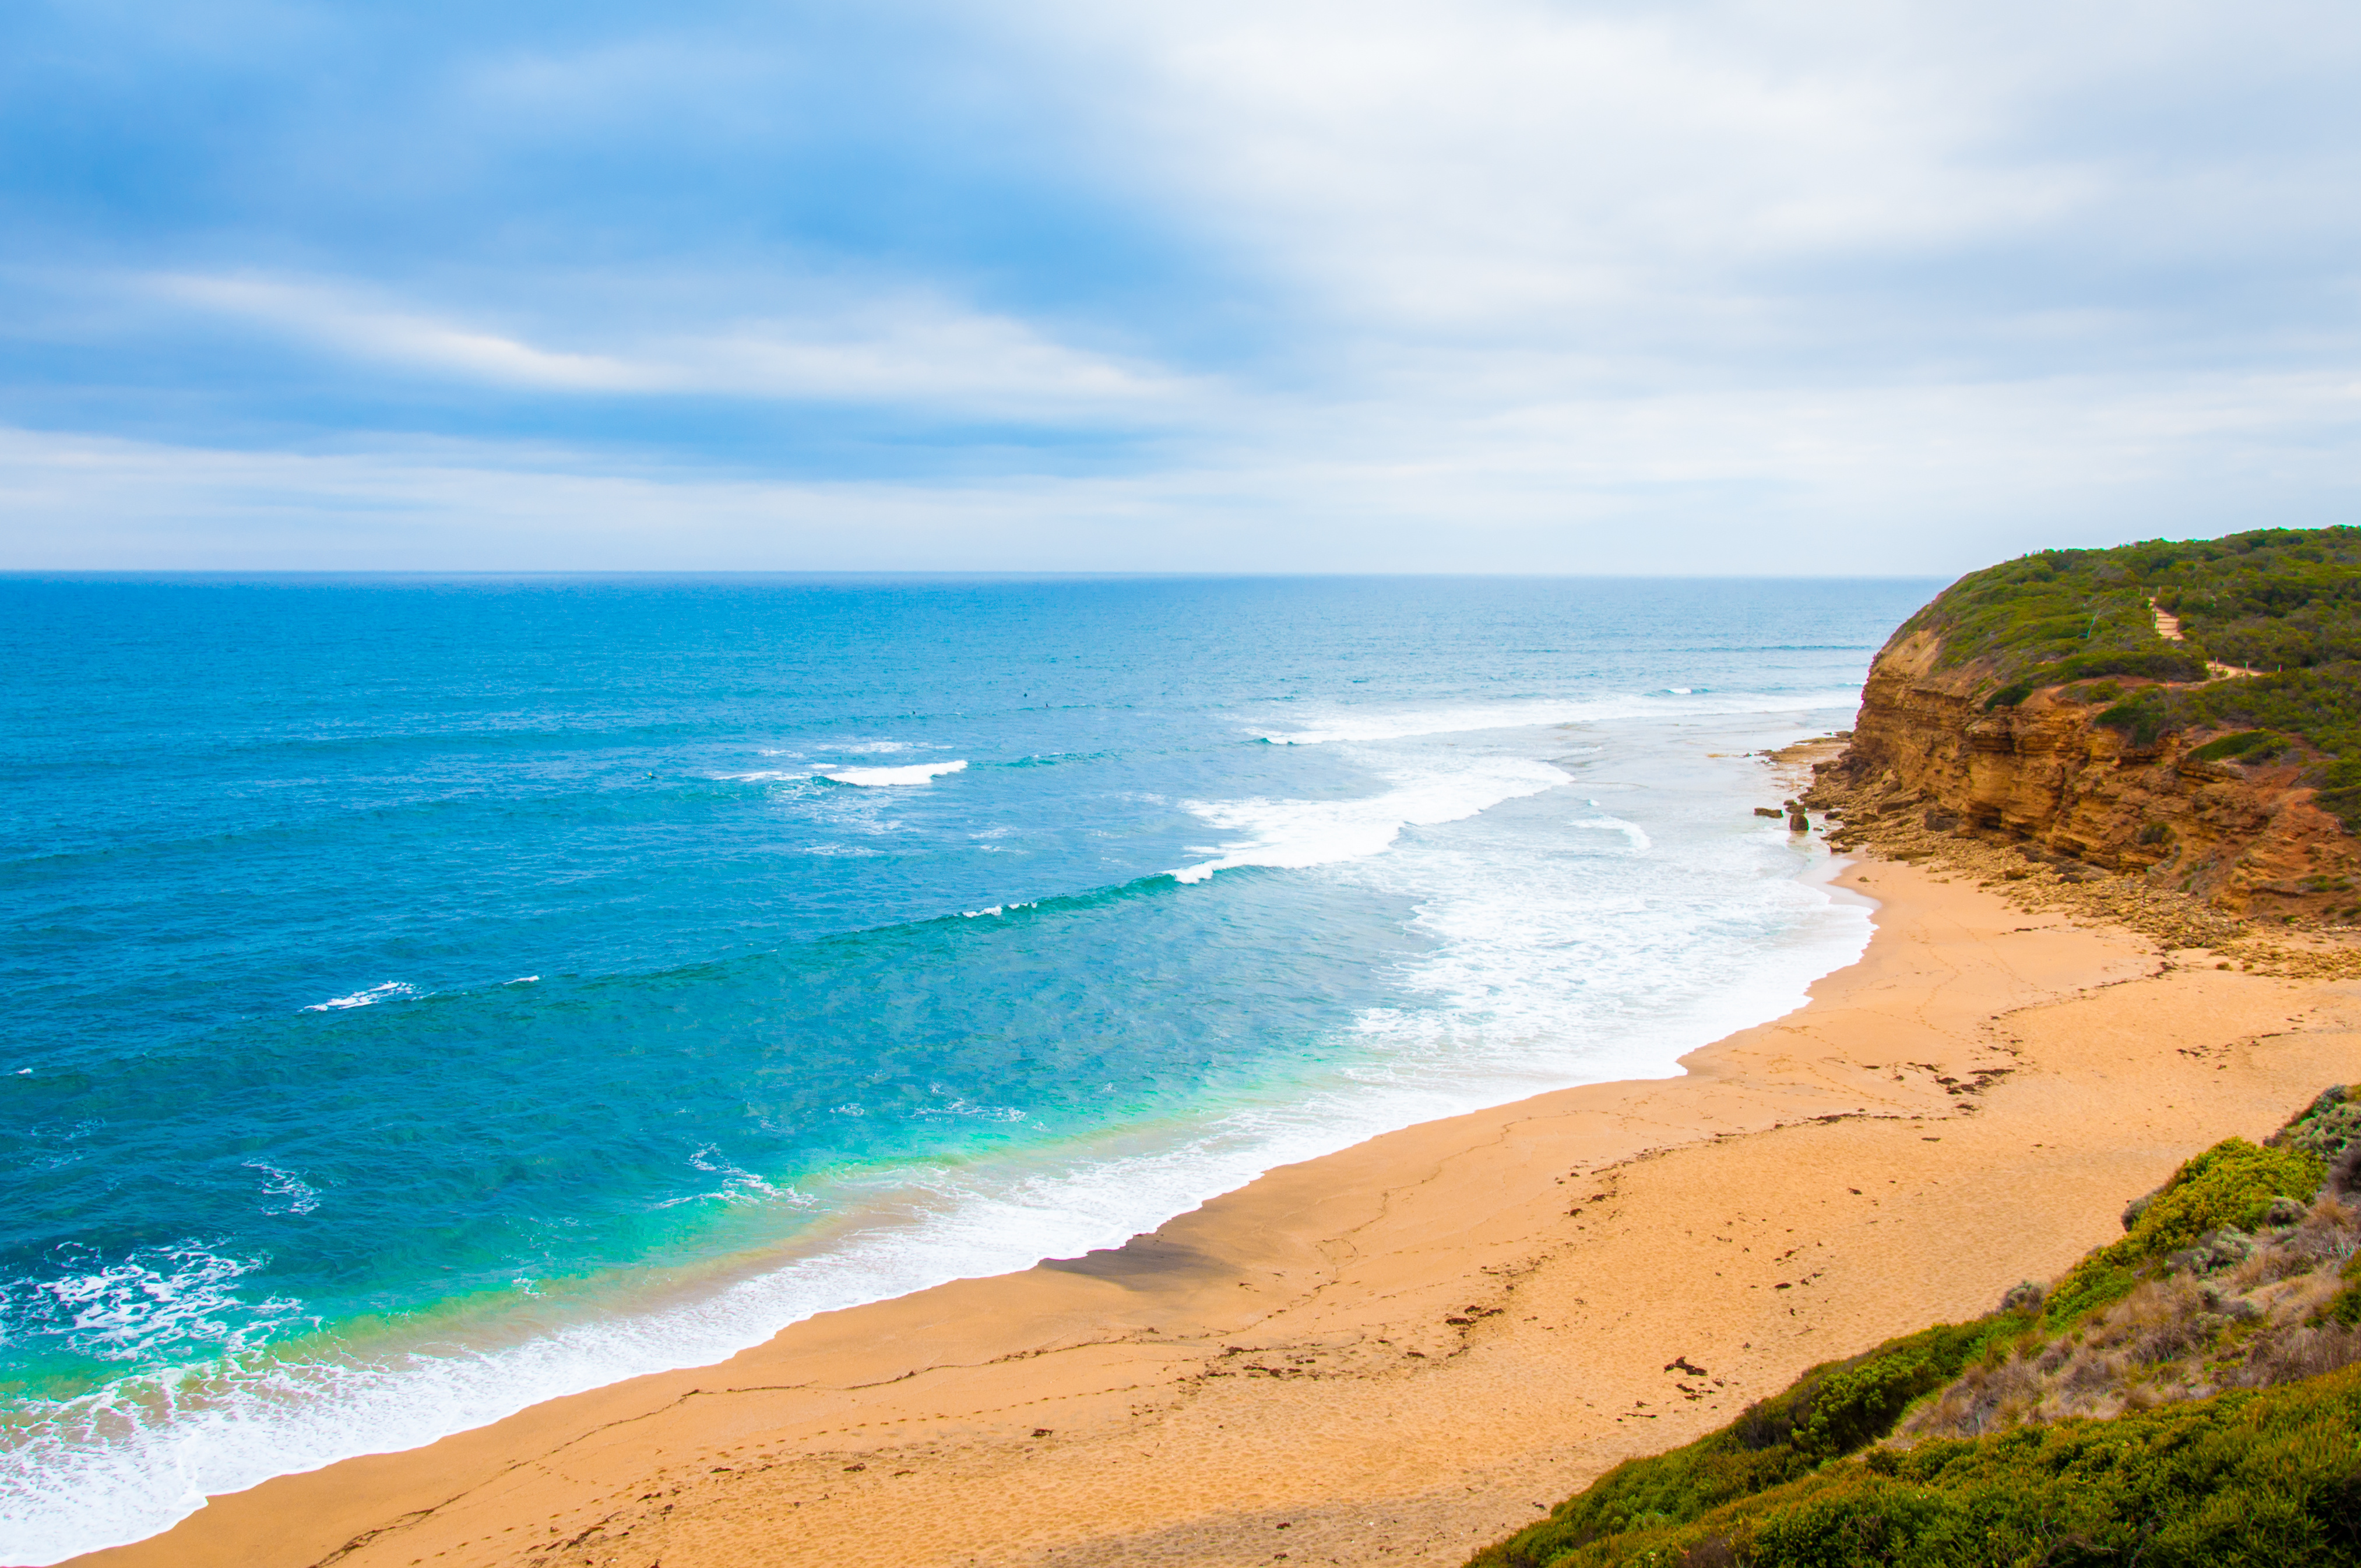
[1818,635,2360,918]
[1808,528,2361,922]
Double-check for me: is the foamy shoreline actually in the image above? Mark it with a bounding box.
[75,847,2361,1568]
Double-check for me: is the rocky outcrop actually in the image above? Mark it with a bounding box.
[1814,630,2361,921]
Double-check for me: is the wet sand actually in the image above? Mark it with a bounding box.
[73,856,2361,1568]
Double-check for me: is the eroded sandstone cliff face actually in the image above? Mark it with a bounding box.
[1815,632,2361,920]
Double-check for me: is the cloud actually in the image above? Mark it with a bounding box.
[1013,0,2361,368]
[150,272,1196,414]
[5,0,2361,566]
[6,362,2356,572]
[157,275,653,389]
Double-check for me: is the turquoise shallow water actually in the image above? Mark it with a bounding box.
[0,573,1934,1559]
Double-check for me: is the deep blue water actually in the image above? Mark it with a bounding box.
[0,573,1936,1559]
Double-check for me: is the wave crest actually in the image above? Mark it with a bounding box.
[821,760,967,787]
[1170,757,1567,883]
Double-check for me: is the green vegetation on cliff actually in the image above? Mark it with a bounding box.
[2035,1136,2323,1327]
[1842,1371,2361,1565]
[1470,1091,2361,1568]
[2095,671,2361,829]
[1479,1370,2361,1567]
[1892,525,2361,829]
[1911,525,2361,681]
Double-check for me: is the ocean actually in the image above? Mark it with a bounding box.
[0,573,1935,1562]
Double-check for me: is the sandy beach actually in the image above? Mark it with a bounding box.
[72,852,2361,1568]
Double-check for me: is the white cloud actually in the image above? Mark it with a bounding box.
[1009,2,2031,322]
[16,1,2361,566]
[152,273,1198,414]
[1014,0,2361,362]
[157,274,655,390]
[681,308,1185,406]
[5,365,2355,572]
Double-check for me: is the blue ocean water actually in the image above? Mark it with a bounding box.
[0,573,1934,1560]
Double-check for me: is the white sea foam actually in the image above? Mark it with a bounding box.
[243,1164,321,1217]
[820,759,967,787]
[1255,689,1860,745]
[651,1147,799,1210]
[301,982,417,1012]
[756,741,907,758]
[1,710,1871,1566]
[1,1242,308,1369]
[1168,756,1567,883]
[962,899,1037,918]
[1571,813,1652,851]
[723,746,931,782]
[910,1097,1026,1122]
[1338,782,1866,1107]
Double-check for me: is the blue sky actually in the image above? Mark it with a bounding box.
[3,0,2359,570]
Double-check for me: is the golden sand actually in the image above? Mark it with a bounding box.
[75,857,2361,1568]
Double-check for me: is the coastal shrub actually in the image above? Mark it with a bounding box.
[2122,1137,2324,1253]
[2094,690,2174,749]
[2320,754,2361,833]
[1981,653,2208,709]
[2089,667,2361,826]
[2042,1137,2325,1328]
[2318,1246,2361,1330]
[2268,1086,2361,1164]
[2190,728,2280,762]
[1894,557,2162,675]
[1475,1366,2361,1568]
[2049,649,2208,685]
[2036,1259,2141,1328]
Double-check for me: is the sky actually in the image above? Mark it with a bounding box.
[2,0,2358,573]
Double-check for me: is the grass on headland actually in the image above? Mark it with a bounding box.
[1469,1089,2361,1568]
[1910,524,2361,685]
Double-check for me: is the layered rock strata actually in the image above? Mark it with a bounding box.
[1811,630,2361,921]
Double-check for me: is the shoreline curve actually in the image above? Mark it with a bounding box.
[70,852,2361,1568]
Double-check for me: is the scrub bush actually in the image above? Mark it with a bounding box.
[2040,1137,2323,1328]
[1477,1356,2361,1568]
